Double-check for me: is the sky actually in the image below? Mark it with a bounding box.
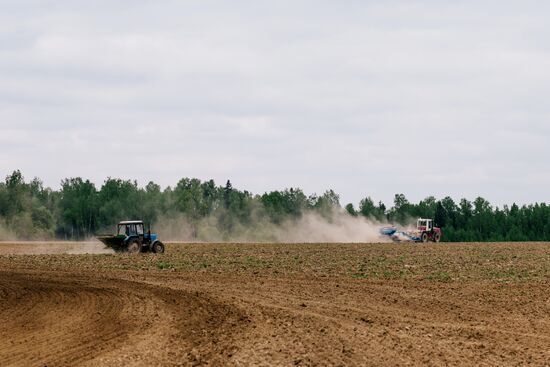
[1,1,549,207]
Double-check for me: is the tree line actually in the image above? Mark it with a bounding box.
[0,170,549,242]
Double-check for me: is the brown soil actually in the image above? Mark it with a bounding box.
[0,242,549,366]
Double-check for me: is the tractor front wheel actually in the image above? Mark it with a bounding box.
[152,241,165,254]
[434,232,441,243]
[421,232,429,243]
[127,240,141,254]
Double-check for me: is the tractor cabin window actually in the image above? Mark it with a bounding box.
[128,224,137,236]
[136,224,144,235]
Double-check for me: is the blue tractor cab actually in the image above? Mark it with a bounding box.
[97,220,165,253]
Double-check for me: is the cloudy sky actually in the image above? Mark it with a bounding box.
[1,1,549,207]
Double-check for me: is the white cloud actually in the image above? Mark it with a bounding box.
[1,1,549,206]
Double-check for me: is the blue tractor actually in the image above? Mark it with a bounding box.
[97,220,165,253]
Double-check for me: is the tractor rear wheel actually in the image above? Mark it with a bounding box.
[127,240,141,254]
[434,232,441,243]
[421,232,429,243]
[152,241,165,254]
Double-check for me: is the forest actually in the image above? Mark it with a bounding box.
[0,170,549,242]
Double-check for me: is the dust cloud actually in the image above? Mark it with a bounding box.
[66,240,115,254]
[156,209,393,243]
[0,241,114,255]
[0,209,395,247]
[0,221,16,241]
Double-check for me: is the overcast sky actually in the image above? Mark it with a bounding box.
[1,1,549,207]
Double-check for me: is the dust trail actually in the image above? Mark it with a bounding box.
[272,211,391,243]
[66,240,115,254]
[0,221,16,241]
[0,241,114,255]
[156,208,393,243]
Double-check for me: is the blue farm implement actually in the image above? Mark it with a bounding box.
[380,218,442,243]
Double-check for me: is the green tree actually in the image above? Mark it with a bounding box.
[59,178,98,238]
[389,193,411,224]
[4,170,27,217]
[434,201,446,228]
[359,197,376,218]
[345,203,357,216]
[97,178,140,230]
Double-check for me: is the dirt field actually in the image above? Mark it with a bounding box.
[0,242,549,366]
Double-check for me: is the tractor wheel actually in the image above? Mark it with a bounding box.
[127,240,141,254]
[421,232,429,243]
[152,241,165,254]
[434,232,441,243]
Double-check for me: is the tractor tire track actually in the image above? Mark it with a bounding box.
[0,271,247,367]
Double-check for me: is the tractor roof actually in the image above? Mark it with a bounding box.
[118,220,144,225]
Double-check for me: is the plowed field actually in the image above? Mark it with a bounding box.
[1,242,549,366]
